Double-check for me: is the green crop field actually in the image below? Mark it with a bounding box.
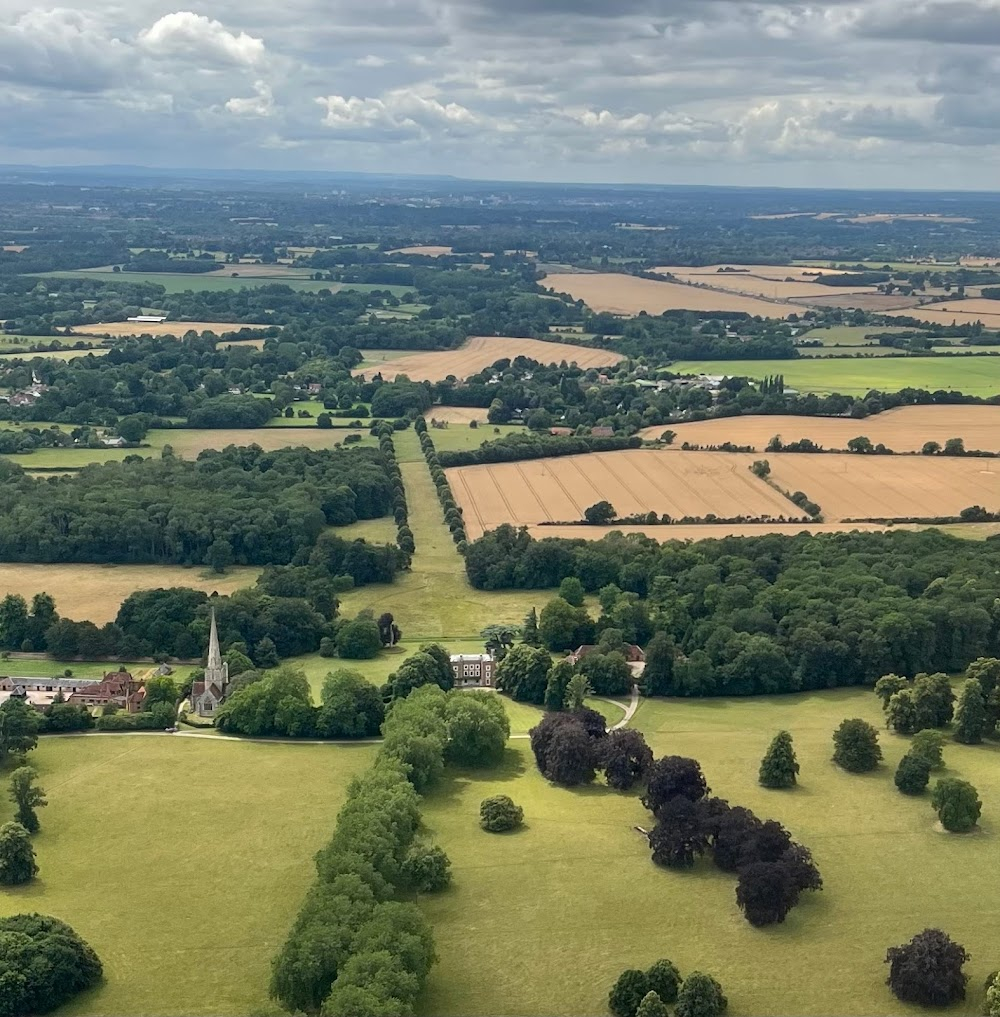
[35,271,412,297]
[672,357,1000,396]
[420,689,999,1017]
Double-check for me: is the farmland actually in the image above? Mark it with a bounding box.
[426,405,492,424]
[886,298,1000,329]
[766,453,1000,521]
[0,562,257,624]
[447,449,807,538]
[640,405,1000,452]
[652,264,877,301]
[669,357,1000,395]
[353,335,623,383]
[543,272,795,317]
[76,320,275,338]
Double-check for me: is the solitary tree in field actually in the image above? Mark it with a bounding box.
[832,718,882,772]
[0,822,37,884]
[479,795,523,833]
[758,731,799,788]
[932,778,981,832]
[885,929,969,1006]
[9,766,46,834]
[953,679,987,744]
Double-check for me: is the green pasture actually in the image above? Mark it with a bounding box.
[421,688,999,1017]
[35,271,412,297]
[671,357,1000,396]
[0,736,375,1017]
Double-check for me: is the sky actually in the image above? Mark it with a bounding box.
[1,0,999,188]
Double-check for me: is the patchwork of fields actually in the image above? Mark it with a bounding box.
[354,335,623,382]
[652,264,878,301]
[640,405,1000,452]
[886,298,1000,329]
[448,450,808,538]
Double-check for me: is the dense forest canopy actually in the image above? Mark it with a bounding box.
[0,446,394,565]
[465,525,1000,695]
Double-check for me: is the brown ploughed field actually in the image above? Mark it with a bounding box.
[353,336,623,383]
[639,405,1000,453]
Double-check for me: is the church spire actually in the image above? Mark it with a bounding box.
[206,607,223,673]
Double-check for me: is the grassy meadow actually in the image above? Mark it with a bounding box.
[672,356,1000,396]
[420,689,1000,1017]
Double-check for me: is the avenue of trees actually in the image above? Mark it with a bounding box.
[466,526,1000,696]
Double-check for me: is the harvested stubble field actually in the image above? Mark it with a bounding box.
[447,450,807,538]
[766,453,1000,521]
[427,406,491,424]
[885,299,1000,329]
[640,405,1000,453]
[0,563,257,624]
[77,320,275,338]
[543,272,794,317]
[353,336,623,383]
[652,265,876,301]
[387,245,455,256]
[0,347,108,361]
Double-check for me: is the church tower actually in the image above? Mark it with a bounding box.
[204,607,229,691]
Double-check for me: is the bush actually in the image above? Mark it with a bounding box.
[911,729,946,770]
[832,718,882,772]
[885,928,969,1006]
[675,972,728,1017]
[0,822,37,884]
[635,991,670,1017]
[402,844,452,893]
[480,795,524,833]
[0,914,103,1017]
[758,730,799,788]
[609,969,651,1017]
[932,778,982,832]
[894,752,931,795]
[645,959,682,1004]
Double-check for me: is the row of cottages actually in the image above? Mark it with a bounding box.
[449,643,646,689]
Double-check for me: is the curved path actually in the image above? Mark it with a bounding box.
[594,683,640,730]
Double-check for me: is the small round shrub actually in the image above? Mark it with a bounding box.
[479,795,524,833]
[894,752,931,795]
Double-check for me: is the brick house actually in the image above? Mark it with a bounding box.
[450,653,496,688]
[66,670,145,713]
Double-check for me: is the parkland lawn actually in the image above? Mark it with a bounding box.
[9,689,996,1016]
[672,356,1000,396]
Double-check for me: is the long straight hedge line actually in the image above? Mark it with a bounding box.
[415,418,468,548]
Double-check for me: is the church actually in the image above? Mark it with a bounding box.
[190,609,231,718]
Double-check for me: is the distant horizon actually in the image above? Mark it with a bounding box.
[2,161,1000,198]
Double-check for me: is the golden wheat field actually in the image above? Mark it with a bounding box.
[447,450,808,537]
[766,453,1000,521]
[426,406,491,424]
[885,299,1000,328]
[640,405,1000,453]
[543,273,794,317]
[353,336,623,383]
[78,320,275,338]
[0,563,257,624]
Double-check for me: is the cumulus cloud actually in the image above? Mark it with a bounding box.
[138,11,266,66]
[225,79,274,116]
